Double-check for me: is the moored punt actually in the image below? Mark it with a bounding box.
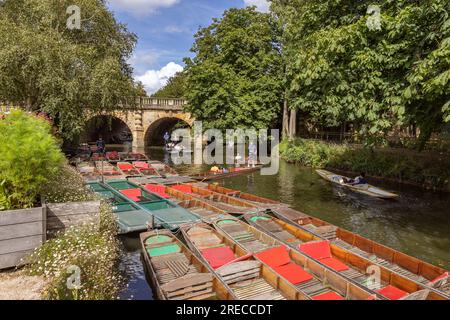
[140,230,235,300]
[119,152,148,162]
[270,207,450,298]
[197,183,283,209]
[316,169,399,199]
[147,160,179,176]
[168,184,257,215]
[94,161,124,178]
[190,165,263,182]
[129,175,196,186]
[132,161,160,176]
[165,186,234,222]
[86,181,155,234]
[116,162,142,177]
[180,223,304,300]
[105,180,201,230]
[76,161,98,181]
[244,212,447,300]
[206,184,450,298]
[213,217,377,300]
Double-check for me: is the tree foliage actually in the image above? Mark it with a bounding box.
[0,110,65,210]
[153,72,186,98]
[184,7,283,130]
[271,0,450,146]
[0,0,138,140]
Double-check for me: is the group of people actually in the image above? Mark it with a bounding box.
[341,172,367,185]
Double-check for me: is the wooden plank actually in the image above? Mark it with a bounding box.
[0,235,43,255]
[217,261,261,277]
[46,201,100,218]
[0,207,44,226]
[161,273,213,292]
[0,249,34,269]
[0,222,43,241]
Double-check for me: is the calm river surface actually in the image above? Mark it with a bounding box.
[119,148,450,300]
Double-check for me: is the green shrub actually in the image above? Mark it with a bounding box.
[0,110,64,210]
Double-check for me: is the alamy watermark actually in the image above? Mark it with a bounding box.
[66,5,81,30]
[66,265,82,290]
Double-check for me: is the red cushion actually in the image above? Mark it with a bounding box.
[375,285,408,300]
[118,163,134,170]
[134,161,150,169]
[120,189,142,202]
[201,247,236,269]
[312,292,345,301]
[319,257,349,272]
[299,241,332,260]
[254,246,291,268]
[145,184,170,198]
[273,263,313,285]
[172,184,193,194]
[429,272,448,284]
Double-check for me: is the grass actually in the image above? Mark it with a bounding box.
[280,139,450,191]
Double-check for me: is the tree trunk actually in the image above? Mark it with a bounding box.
[288,108,297,140]
[282,98,289,139]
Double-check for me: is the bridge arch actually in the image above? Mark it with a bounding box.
[81,114,133,144]
[144,116,192,147]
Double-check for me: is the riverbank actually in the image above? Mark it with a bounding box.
[279,139,450,192]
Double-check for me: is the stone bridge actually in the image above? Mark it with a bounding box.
[83,97,193,150]
[1,98,193,150]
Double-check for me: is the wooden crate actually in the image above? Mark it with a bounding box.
[0,207,46,269]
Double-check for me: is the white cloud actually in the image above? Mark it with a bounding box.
[243,0,270,13]
[136,62,184,94]
[109,0,180,16]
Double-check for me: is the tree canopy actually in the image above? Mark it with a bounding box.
[0,0,138,140]
[271,0,450,146]
[184,7,283,130]
[153,72,186,98]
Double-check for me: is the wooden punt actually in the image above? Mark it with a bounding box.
[213,217,377,300]
[76,161,99,181]
[118,152,149,162]
[316,169,399,199]
[181,223,309,300]
[206,184,450,298]
[94,161,124,178]
[147,160,179,176]
[190,165,263,182]
[116,162,142,177]
[86,181,154,234]
[140,230,235,300]
[166,184,257,215]
[165,187,235,222]
[244,212,447,300]
[270,207,450,298]
[132,161,160,176]
[105,180,200,230]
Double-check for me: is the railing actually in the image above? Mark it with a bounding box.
[119,97,187,111]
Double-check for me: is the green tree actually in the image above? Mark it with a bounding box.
[273,0,450,147]
[0,110,65,210]
[153,72,186,98]
[184,7,283,130]
[0,0,138,140]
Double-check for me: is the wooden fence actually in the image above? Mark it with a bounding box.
[0,201,101,270]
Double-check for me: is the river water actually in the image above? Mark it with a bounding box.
[118,148,450,300]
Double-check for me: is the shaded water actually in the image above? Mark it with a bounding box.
[119,148,450,300]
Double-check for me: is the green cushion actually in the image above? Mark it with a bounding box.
[217,220,238,225]
[250,216,271,222]
[147,244,181,257]
[145,235,172,245]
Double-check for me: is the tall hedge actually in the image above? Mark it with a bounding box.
[0,110,64,210]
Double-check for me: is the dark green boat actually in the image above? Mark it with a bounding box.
[87,181,157,234]
[105,180,201,231]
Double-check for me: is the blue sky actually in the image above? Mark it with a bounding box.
[107,0,270,94]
